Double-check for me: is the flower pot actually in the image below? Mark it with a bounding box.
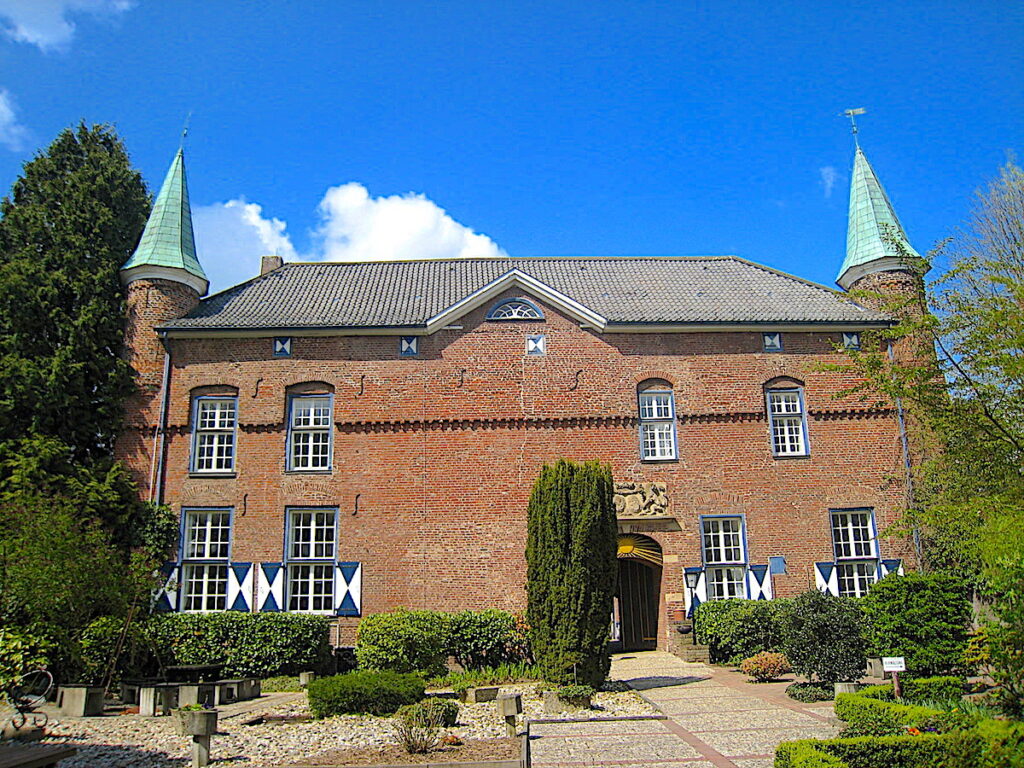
[173,709,218,736]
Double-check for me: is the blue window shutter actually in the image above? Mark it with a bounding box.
[747,564,772,600]
[880,559,904,578]
[257,562,284,612]
[814,562,838,596]
[335,562,362,616]
[227,563,253,612]
[153,562,180,612]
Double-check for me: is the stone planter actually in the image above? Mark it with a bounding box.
[866,657,885,678]
[542,690,592,713]
[173,709,218,737]
[459,686,499,703]
[834,682,859,696]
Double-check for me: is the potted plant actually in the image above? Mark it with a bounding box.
[172,703,218,736]
[555,684,594,709]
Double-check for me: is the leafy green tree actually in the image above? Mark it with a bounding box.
[526,459,617,686]
[783,590,866,683]
[0,123,149,462]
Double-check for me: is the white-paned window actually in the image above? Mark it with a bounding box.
[287,509,336,613]
[288,396,332,471]
[702,517,746,600]
[842,332,861,350]
[181,509,231,612]
[192,397,237,473]
[487,299,544,320]
[638,389,676,460]
[763,332,783,351]
[831,509,878,598]
[767,388,808,456]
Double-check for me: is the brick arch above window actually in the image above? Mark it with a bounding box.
[762,375,805,391]
[285,380,336,395]
[190,384,239,398]
[637,376,675,392]
[633,371,676,388]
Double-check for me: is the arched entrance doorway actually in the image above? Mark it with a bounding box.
[615,534,663,651]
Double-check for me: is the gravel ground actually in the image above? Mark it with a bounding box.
[8,686,657,767]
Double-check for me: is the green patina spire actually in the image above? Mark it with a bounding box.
[837,147,919,289]
[122,148,208,291]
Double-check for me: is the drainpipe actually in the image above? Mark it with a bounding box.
[151,340,172,506]
[888,341,923,564]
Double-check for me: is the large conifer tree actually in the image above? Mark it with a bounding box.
[0,123,149,461]
[526,459,618,686]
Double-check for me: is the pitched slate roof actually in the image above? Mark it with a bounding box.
[122,149,207,284]
[160,256,889,333]
[838,147,920,285]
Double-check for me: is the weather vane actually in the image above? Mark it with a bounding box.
[843,108,866,146]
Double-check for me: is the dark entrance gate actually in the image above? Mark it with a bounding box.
[616,534,663,651]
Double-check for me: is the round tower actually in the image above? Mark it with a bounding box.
[117,147,208,494]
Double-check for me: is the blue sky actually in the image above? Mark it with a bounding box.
[0,1,1021,294]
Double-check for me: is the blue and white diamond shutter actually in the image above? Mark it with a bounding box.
[879,559,904,578]
[256,562,284,612]
[814,562,839,596]
[746,564,773,600]
[153,561,180,612]
[683,567,707,618]
[335,562,362,617]
[227,563,253,612]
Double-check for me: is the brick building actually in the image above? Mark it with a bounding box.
[116,146,922,653]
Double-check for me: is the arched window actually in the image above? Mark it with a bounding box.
[637,379,676,461]
[765,379,809,457]
[486,298,544,321]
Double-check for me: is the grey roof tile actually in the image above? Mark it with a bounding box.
[160,256,890,331]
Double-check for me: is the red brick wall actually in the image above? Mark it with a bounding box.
[121,287,916,648]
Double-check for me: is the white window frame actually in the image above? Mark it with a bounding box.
[701,516,747,600]
[831,509,879,598]
[191,396,237,474]
[638,389,677,461]
[286,508,337,614]
[287,395,333,472]
[486,298,544,321]
[842,332,861,350]
[181,508,232,612]
[766,388,809,457]
[763,332,783,352]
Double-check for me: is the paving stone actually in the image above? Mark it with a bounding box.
[679,708,825,731]
[732,758,776,768]
[655,696,769,713]
[694,725,840,757]
[530,719,670,737]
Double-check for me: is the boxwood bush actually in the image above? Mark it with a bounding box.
[447,609,530,669]
[776,733,969,768]
[146,613,332,678]
[355,609,450,677]
[861,572,972,677]
[692,598,790,664]
[307,671,425,717]
[783,591,865,683]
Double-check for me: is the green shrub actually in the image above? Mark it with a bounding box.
[146,613,331,678]
[902,676,964,704]
[261,675,302,692]
[428,662,543,691]
[740,651,791,682]
[861,573,971,677]
[397,697,459,728]
[774,740,850,768]
[693,598,790,664]
[783,591,866,683]
[0,625,51,689]
[307,671,425,717]
[526,460,617,687]
[356,609,450,677]
[957,719,1024,768]
[786,682,834,702]
[447,609,530,669]
[834,692,975,735]
[77,615,150,685]
[856,683,894,701]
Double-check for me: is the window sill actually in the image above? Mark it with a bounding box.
[188,472,237,479]
[640,457,679,463]
[284,469,334,475]
[771,453,811,460]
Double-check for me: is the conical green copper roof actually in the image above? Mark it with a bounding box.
[122,148,207,284]
[837,147,919,287]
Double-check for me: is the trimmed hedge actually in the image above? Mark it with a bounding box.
[854,677,964,705]
[692,598,790,664]
[447,609,531,669]
[146,613,332,678]
[355,609,450,677]
[861,572,971,677]
[307,671,425,717]
[776,733,970,768]
[834,692,976,735]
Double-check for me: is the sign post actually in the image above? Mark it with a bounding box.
[882,657,906,699]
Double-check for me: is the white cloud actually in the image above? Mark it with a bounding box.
[819,166,839,199]
[192,200,297,294]
[0,88,28,151]
[314,182,504,262]
[0,0,133,51]
[191,184,504,294]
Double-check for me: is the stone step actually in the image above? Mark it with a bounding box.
[678,645,711,663]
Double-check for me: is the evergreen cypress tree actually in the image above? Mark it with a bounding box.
[526,459,617,686]
[0,123,149,461]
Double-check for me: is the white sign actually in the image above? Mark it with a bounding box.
[882,657,906,672]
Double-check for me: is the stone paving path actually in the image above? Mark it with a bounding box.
[529,652,840,768]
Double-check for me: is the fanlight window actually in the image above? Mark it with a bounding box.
[486,299,544,321]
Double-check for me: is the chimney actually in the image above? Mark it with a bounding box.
[261,254,284,275]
